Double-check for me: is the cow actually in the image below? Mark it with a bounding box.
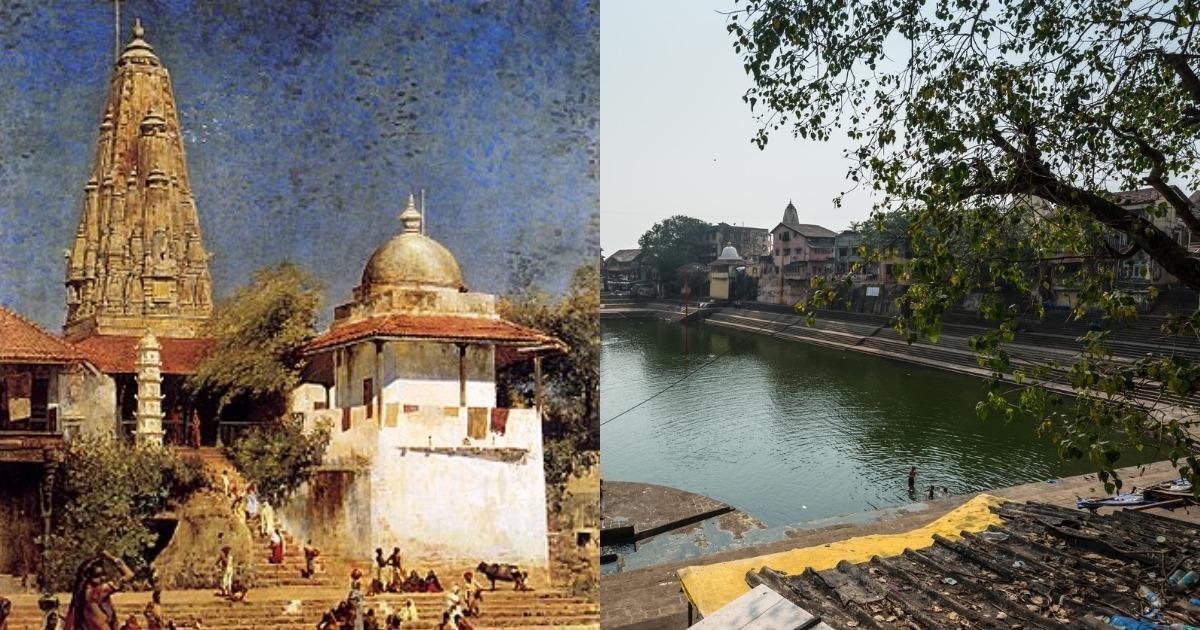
[475,562,530,591]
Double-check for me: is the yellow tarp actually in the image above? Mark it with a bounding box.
[678,493,1006,616]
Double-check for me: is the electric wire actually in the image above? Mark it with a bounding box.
[599,309,800,427]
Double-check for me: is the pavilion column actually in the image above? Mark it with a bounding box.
[457,343,467,408]
[534,355,544,414]
[373,340,383,421]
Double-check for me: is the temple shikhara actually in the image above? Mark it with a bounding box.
[64,19,213,342]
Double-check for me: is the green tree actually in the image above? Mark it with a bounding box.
[638,215,712,283]
[850,209,911,258]
[43,437,205,590]
[731,0,1200,489]
[224,414,332,506]
[498,264,600,487]
[186,262,322,419]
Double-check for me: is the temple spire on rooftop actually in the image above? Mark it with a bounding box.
[782,200,799,225]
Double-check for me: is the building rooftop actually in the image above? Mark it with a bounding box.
[711,222,769,234]
[1112,185,1196,208]
[776,222,839,238]
[307,314,559,354]
[0,306,83,364]
[740,500,1200,628]
[75,335,215,374]
[606,249,644,264]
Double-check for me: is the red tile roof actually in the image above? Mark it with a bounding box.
[307,314,561,354]
[75,335,215,374]
[0,307,83,364]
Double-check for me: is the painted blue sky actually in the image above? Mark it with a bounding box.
[0,0,598,330]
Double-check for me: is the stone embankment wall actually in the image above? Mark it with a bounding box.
[702,304,1200,412]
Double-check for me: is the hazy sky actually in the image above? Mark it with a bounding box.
[0,0,597,330]
[600,0,876,254]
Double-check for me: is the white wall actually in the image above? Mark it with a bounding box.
[284,338,549,568]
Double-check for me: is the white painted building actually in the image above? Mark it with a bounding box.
[284,196,561,569]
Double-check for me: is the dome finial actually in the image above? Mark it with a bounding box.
[133,17,144,39]
[400,194,422,234]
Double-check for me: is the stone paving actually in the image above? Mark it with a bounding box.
[601,481,734,542]
[600,459,1198,629]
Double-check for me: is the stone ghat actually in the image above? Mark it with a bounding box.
[3,590,599,629]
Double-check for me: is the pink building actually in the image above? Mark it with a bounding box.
[760,202,838,304]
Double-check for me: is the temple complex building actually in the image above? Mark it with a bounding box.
[286,195,562,570]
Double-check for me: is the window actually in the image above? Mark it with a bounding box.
[774,249,779,256]
[784,248,791,255]
[781,232,791,242]
[363,378,374,419]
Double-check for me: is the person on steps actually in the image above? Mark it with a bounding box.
[348,569,366,630]
[402,570,423,593]
[259,500,275,538]
[302,540,321,579]
[398,599,418,624]
[142,589,164,630]
[462,572,484,617]
[424,570,443,593]
[269,528,286,564]
[66,551,135,630]
[39,595,63,630]
[370,548,386,595]
[385,547,403,592]
[216,547,235,598]
[244,486,259,527]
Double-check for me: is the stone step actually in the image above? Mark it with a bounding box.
[2,591,598,629]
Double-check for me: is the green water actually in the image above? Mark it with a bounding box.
[600,317,1158,526]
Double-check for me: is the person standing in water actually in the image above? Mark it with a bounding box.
[907,466,917,494]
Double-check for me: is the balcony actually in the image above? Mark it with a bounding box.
[0,431,64,463]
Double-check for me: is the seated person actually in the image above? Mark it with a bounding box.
[424,570,443,593]
[402,570,424,593]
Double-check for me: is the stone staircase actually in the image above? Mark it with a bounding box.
[173,447,344,589]
[1,590,599,629]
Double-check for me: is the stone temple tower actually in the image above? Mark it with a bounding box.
[64,19,212,341]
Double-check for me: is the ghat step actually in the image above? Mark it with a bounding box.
[2,590,598,629]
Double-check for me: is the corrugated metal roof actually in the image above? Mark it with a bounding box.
[743,501,1200,628]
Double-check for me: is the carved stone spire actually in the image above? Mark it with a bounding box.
[64,20,211,341]
[782,200,799,225]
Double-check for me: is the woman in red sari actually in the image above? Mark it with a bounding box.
[269,528,285,564]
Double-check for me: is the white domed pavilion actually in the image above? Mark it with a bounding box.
[286,195,561,569]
